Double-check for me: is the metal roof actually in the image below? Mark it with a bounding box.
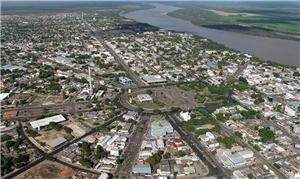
[142,75,167,83]
[46,137,67,148]
[30,114,66,129]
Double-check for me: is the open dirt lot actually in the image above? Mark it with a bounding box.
[154,86,198,110]
[15,160,75,179]
[35,129,66,144]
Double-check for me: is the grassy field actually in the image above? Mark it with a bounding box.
[165,1,300,41]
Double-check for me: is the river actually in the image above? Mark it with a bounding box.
[123,4,300,67]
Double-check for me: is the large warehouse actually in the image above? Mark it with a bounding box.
[142,75,167,84]
[30,114,66,130]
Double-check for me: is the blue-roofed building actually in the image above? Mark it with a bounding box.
[119,77,133,85]
[207,59,215,67]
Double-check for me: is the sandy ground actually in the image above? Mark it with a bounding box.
[15,160,75,179]
[155,86,198,109]
[35,129,66,144]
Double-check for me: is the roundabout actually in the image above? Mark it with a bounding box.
[115,85,199,114]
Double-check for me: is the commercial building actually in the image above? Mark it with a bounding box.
[119,77,133,85]
[142,75,167,84]
[132,163,152,175]
[217,150,250,168]
[30,114,67,130]
[150,120,173,138]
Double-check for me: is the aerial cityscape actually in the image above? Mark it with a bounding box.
[1,1,299,179]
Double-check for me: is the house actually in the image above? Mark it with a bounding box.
[3,111,18,118]
[137,94,153,103]
[179,111,191,121]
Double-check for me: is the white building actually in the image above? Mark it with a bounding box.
[30,114,66,130]
[137,94,153,103]
[142,75,167,84]
[98,173,109,179]
[179,111,191,121]
[123,111,138,121]
[109,147,120,157]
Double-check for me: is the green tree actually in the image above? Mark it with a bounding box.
[163,152,171,159]
[95,145,107,159]
[63,126,73,134]
[217,136,236,149]
[78,158,92,168]
[258,128,275,143]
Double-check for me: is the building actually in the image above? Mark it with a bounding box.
[30,114,67,130]
[137,94,153,103]
[292,124,300,134]
[157,138,165,149]
[132,163,152,175]
[158,160,171,176]
[199,132,219,149]
[232,170,248,179]
[150,120,173,138]
[179,111,191,121]
[0,93,10,102]
[217,150,247,168]
[46,137,67,149]
[142,75,167,84]
[119,77,133,85]
[3,111,18,118]
[237,149,254,159]
[285,101,300,117]
[98,173,109,179]
[123,111,138,121]
[109,147,120,157]
[119,123,133,134]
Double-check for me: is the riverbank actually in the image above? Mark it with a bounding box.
[123,3,300,67]
[165,1,300,41]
